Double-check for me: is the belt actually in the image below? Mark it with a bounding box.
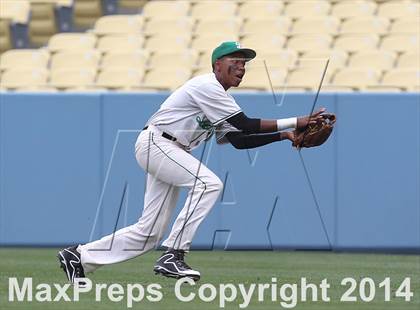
[143,126,177,142]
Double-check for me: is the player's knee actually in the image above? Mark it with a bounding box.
[208,176,223,193]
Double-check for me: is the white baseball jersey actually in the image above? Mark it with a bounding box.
[146,73,242,149]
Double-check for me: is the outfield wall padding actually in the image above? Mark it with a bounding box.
[0,92,419,251]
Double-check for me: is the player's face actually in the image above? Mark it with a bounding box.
[215,52,247,89]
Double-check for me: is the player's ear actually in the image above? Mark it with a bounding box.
[213,59,222,72]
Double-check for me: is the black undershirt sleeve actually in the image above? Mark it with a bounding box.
[225,131,281,149]
[226,112,261,134]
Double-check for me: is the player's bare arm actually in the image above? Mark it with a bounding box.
[225,131,294,150]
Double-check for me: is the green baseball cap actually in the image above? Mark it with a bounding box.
[211,41,256,65]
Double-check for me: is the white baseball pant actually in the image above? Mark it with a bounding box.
[79,125,223,273]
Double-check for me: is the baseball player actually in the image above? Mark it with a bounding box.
[58,41,326,283]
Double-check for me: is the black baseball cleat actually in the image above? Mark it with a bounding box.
[57,246,86,284]
[153,249,201,281]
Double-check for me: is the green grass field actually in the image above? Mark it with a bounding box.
[0,248,419,310]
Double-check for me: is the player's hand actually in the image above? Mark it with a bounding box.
[280,131,295,143]
[296,108,326,130]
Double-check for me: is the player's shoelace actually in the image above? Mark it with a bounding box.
[174,250,192,270]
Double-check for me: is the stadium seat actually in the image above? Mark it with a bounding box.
[142,1,190,20]
[237,66,287,90]
[93,15,143,35]
[381,34,419,52]
[13,87,59,92]
[238,1,284,19]
[242,18,291,36]
[296,60,339,77]
[286,67,334,90]
[146,34,191,52]
[397,51,420,68]
[73,0,103,29]
[332,68,381,89]
[390,19,420,34]
[301,50,348,73]
[195,19,241,37]
[192,34,239,52]
[0,0,30,50]
[409,85,420,92]
[197,50,214,69]
[192,67,212,77]
[191,1,237,19]
[284,1,331,18]
[377,1,420,19]
[0,19,12,53]
[144,18,194,36]
[97,35,144,52]
[96,68,143,90]
[0,0,31,24]
[141,68,191,90]
[348,50,397,72]
[101,51,148,70]
[64,87,107,92]
[364,86,403,93]
[28,1,57,47]
[50,68,96,89]
[50,50,101,71]
[334,34,380,52]
[48,33,97,52]
[26,0,73,47]
[119,0,148,11]
[148,50,199,70]
[340,17,390,35]
[240,34,286,53]
[321,86,355,93]
[331,0,377,18]
[257,50,298,69]
[1,68,48,90]
[287,34,332,53]
[381,69,419,90]
[0,49,50,71]
[291,17,340,35]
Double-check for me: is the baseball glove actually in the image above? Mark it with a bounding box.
[292,113,336,149]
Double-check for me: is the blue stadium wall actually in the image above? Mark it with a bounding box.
[0,92,419,252]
